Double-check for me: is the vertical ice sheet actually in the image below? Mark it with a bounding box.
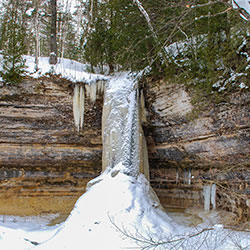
[73,84,84,131]
[85,83,97,103]
[73,80,105,131]
[102,73,149,178]
[203,184,217,212]
[203,185,211,212]
[211,184,216,210]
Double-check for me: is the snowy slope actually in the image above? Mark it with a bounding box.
[0,55,108,84]
[24,56,108,83]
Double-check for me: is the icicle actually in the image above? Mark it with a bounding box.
[184,168,192,185]
[79,85,85,129]
[85,83,97,103]
[73,84,80,131]
[203,184,216,212]
[211,184,216,210]
[203,185,211,212]
[96,80,104,94]
[188,168,192,185]
[73,84,85,131]
[140,89,147,124]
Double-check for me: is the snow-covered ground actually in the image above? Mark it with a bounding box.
[0,172,249,250]
[0,55,108,84]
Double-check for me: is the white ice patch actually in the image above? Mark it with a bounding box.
[73,84,84,131]
[85,83,97,103]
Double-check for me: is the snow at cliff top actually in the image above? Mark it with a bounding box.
[25,56,109,83]
[0,55,108,84]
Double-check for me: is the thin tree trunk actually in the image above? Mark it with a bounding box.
[60,0,70,60]
[49,0,57,64]
[76,0,83,47]
[132,0,167,64]
[34,0,40,71]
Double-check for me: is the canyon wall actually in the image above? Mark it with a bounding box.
[0,77,249,222]
[0,77,102,216]
[143,79,250,221]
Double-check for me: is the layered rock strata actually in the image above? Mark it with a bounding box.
[143,79,250,221]
[0,77,102,216]
[0,77,249,222]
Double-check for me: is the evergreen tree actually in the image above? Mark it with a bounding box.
[0,0,27,83]
[84,0,154,72]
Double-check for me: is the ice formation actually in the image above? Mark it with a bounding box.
[32,72,175,250]
[73,80,105,131]
[0,71,249,250]
[32,73,250,250]
[85,83,96,103]
[73,84,84,131]
[203,184,217,212]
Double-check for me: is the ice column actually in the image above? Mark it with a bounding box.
[73,84,84,132]
[102,74,149,179]
[203,184,216,211]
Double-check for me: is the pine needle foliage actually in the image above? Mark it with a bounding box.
[0,0,27,84]
[84,0,250,91]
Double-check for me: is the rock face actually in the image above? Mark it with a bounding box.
[0,77,102,216]
[0,77,249,222]
[143,79,250,221]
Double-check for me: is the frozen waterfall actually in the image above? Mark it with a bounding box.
[101,73,149,179]
[32,72,175,250]
[72,75,149,178]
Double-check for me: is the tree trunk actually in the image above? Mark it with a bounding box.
[49,0,57,65]
[34,0,40,71]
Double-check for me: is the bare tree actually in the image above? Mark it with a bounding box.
[34,0,40,71]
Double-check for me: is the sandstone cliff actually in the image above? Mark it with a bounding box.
[0,77,249,223]
[0,77,102,216]
[143,79,250,222]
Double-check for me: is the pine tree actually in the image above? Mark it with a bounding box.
[0,0,27,84]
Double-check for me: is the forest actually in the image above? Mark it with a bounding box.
[0,0,249,92]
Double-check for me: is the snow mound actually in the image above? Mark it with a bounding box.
[33,169,175,250]
[24,56,108,84]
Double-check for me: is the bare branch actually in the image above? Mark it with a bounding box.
[194,7,232,21]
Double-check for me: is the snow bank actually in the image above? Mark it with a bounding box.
[33,170,175,250]
[0,170,249,250]
[24,56,108,84]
